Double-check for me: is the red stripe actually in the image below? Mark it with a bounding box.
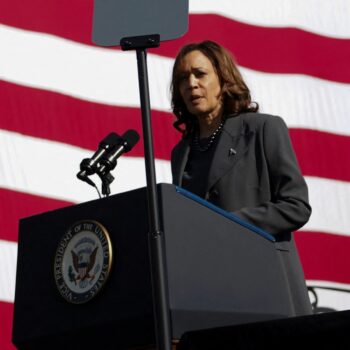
[295,230,350,285]
[0,0,94,46]
[155,15,350,84]
[0,188,72,242]
[0,301,15,350]
[0,1,349,83]
[0,80,349,182]
[289,129,350,182]
[0,80,181,159]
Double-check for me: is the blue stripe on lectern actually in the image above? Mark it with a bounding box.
[175,186,276,242]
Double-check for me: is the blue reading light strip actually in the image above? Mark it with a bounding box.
[175,186,276,242]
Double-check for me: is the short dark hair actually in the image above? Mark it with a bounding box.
[171,40,258,137]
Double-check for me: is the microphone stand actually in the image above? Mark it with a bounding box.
[121,35,172,350]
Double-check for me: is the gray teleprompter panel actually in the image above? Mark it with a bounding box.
[92,0,189,46]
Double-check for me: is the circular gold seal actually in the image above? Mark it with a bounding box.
[54,220,113,304]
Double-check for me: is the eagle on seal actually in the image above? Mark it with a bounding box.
[71,247,98,282]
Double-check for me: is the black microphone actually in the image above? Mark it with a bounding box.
[98,129,140,175]
[77,132,121,185]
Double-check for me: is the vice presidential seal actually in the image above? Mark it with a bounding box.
[54,220,113,304]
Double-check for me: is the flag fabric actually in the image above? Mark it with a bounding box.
[1,1,350,349]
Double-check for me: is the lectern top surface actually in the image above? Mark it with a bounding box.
[176,186,276,242]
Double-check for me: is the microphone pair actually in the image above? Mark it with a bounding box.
[77,130,140,187]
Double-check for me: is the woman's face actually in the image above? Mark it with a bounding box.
[178,50,223,121]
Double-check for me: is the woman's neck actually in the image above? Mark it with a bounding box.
[198,113,224,138]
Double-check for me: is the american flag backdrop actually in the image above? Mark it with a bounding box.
[0,1,350,349]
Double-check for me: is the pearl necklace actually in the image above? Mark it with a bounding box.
[193,121,224,152]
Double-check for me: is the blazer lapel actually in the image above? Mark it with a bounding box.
[172,139,191,186]
[206,115,250,192]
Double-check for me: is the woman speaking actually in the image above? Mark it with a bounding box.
[170,41,312,316]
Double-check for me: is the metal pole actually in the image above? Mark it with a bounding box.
[136,48,172,350]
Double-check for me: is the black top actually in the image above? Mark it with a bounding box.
[182,135,220,198]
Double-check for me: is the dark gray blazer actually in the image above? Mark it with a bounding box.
[171,112,312,316]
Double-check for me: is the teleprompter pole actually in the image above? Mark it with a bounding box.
[120,34,172,350]
[136,47,172,350]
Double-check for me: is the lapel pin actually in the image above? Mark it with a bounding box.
[229,148,237,156]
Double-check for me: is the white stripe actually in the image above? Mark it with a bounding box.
[0,130,349,237]
[190,0,350,39]
[306,281,350,311]
[307,280,350,292]
[0,24,349,136]
[0,129,172,203]
[0,24,142,109]
[242,68,350,135]
[304,177,350,237]
[0,240,17,303]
